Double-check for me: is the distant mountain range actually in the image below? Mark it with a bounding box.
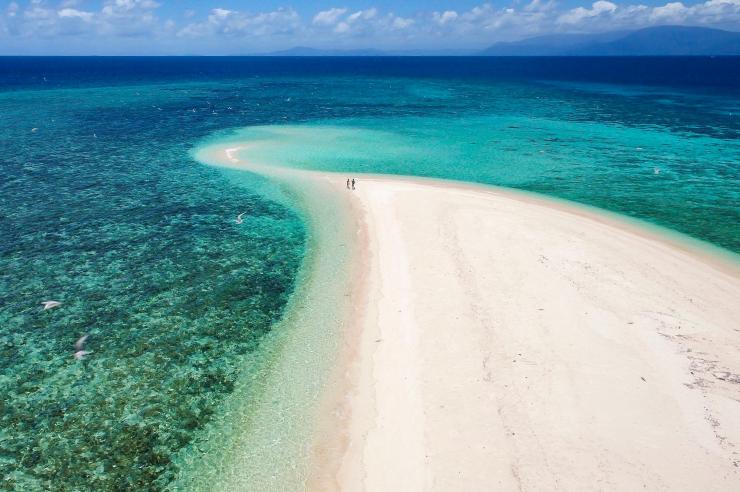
[262,46,474,56]
[261,26,740,57]
[481,26,740,56]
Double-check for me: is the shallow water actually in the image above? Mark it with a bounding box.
[0,83,307,490]
[222,88,740,253]
[1,57,739,490]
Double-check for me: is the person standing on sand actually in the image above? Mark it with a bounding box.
[352,178,356,190]
[346,178,350,189]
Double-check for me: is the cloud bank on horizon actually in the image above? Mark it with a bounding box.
[1,0,739,54]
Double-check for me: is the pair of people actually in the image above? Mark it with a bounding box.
[346,178,356,190]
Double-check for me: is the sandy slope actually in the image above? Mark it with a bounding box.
[317,176,740,491]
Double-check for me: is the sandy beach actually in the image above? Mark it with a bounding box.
[208,146,740,490]
[325,175,740,491]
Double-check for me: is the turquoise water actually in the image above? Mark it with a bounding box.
[216,88,740,253]
[0,83,308,489]
[1,58,739,490]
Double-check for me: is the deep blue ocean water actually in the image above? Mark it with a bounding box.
[1,57,738,490]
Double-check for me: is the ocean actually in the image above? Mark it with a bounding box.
[1,56,738,490]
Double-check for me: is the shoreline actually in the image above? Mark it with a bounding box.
[171,146,362,490]
[221,144,740,277]
[195,142,740,490]
[338,172,740,278]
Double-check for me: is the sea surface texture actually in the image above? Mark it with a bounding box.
[1,57,739,490]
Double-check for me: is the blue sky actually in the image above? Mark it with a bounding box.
[1,0,739,54]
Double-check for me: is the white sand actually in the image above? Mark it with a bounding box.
[322,176,740,491]
[205,146,740,490]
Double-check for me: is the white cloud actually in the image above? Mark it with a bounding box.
[310,7,412,37]
[0,0,161,38]
[651,0,740,25]
[558,1,618,25]
[348,8,378,22]
[98,0,160,36]
[392,16,414,29]
[433,10,458,25]
[334,21,350,33]
[58,8,94,22]
[313,8,347,26]
[650,2,689,21]
[101,0,160,14]
[525,0,557,12]
[210,8,232,20]
[178,7,301,38]
[552,0,740,28]
[2,0,740,52]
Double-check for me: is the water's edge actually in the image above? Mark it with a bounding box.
[168,147,359,490]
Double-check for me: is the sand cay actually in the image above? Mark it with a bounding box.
[209,146,740,491]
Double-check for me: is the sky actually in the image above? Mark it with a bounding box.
[1,0,739,54]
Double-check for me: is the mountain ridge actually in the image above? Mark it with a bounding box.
[260,46,475,56]
[480,26,740,56]
[259,26,740,56]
